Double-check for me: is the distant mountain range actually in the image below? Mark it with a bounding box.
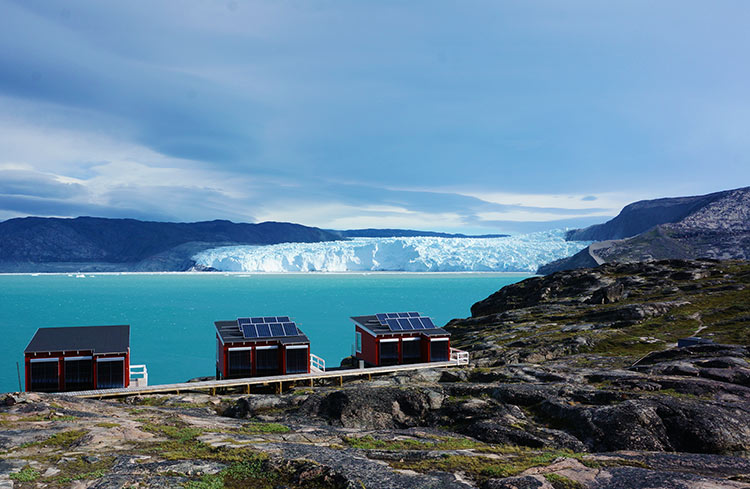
[538,186,750,274]
[331,228,509,239]
[0,217,509,272]
[0,217,342,272]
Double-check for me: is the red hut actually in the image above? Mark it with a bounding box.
[351,312,451,367]
[215,316,314,379]
[24,325,130,392]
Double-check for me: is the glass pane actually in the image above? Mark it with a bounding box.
[97,360,124,389]
[64,359,93,391]
[30,361,59,392]
[402,340,421,363]
[286,348,307,374]
[256,348,279,375]
[380,342,399,366]
[228,350,252,378]
[430,341,449,362]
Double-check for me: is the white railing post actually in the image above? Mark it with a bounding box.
[129,364,148,387]
[449,348,469,366]
[310,353,326,373]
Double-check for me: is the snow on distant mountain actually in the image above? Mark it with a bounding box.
[193,230,590,273]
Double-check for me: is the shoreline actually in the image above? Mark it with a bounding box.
[0,270,536,277]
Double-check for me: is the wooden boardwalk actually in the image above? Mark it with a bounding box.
[62,360,462,399]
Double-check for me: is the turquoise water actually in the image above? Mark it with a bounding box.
[0,273,528,393]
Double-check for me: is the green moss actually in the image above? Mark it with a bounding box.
[9,465,40,482]
[184,458,277,489]
[140,420,204,441]
[238,422,290,434]
[645,388,707,400]
[96,422,120,428]
[344,435,486,451]
[544,474,586,489]
[41,429,87,448]
[48,456,115,486]
[390,450,588,483]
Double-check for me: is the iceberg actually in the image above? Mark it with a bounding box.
[193,230,590,273]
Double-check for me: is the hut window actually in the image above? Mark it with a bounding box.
[355,332,362,353]
[255,346,279,375]
[30,359,59,392]
[64,357,93,391]
[96,358,125,389]
[228,349,252,379]
[379,340,399,366]
[402,338,421,363]
[286,346,308,374]
[430,339,449,362]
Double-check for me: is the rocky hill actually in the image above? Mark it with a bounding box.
[1,259,749,488]
[540,186,750,274]
[0,217,340,272]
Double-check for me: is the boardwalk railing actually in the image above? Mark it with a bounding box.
[310,353,326,373]
[129,364,148,387]
[450,348,469,365]
[64,353,471,399]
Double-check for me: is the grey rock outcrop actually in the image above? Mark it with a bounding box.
[541,186,750,274]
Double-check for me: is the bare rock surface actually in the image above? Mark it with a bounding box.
[541,186,750,274]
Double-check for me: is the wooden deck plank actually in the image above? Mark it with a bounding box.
[62,361,459,399]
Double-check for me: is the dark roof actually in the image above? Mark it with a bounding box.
[215,320,310,345]
[351,315,450,337]
[25,325,130,355]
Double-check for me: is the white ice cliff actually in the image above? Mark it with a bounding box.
[193,230,589,273]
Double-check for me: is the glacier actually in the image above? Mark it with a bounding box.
[193,230,590,273]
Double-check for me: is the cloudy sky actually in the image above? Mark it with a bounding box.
[1,1,748,233]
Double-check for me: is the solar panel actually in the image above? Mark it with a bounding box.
[376,313,388,324]
[239,316,303,338]
[241,324,258,338]
[256,323,271,337]
[409,318,425,330]
[270,323,285,337]
[407,312,420,317]
[283,322,299,336]
[386,313,399,319]
[386,318,402,330]
[398,318,413,330]
[420,317,436,329]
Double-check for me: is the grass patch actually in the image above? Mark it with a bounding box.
[38,429,87,448]
[390,450,593,484]
[140,420,204,442]
[132,396,209,409]
[185,458,268,489]
[95,422,120,428]
[238,422,290,434]
[344,435,485,451]
[10,465,40,482]
[545,474,585,489]
[135,417,267,464]
[49,456,115,486]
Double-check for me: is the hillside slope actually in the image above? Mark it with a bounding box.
[0,217,340,272]
[566,188,738,241]
[540,187,750,274]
